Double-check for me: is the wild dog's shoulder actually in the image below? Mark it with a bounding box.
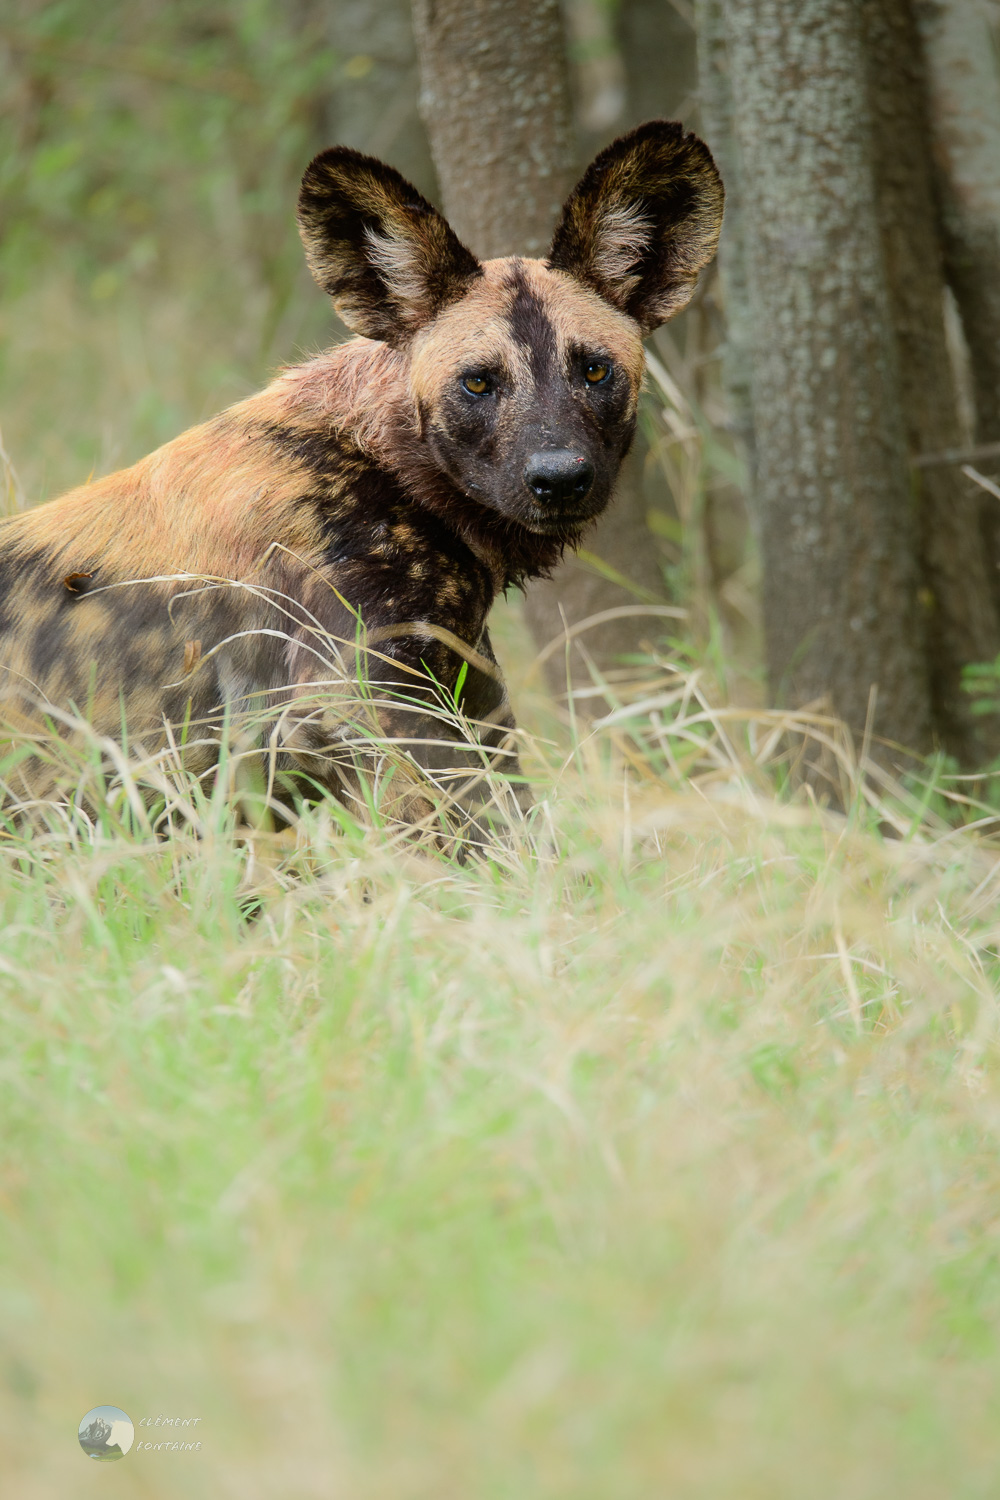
[258,342,497,602]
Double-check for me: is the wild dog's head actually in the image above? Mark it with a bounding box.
[298,121,723,538]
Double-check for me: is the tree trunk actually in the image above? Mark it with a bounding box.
[696,0,756,484]
[723,0,932,757]
[412,0,675,705]
[861,0,1000,763]
[410,0,575,258]
[915,0,1000,623]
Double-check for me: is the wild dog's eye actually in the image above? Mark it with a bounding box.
[461,373,491,396]
[584,360,611,385]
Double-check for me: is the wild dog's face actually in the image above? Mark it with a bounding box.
[297,121,723,537]
[406,260,644,535]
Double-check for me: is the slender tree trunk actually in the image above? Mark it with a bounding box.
[565,0,627,146]
[617,0,696,128]
[862,0,1000,762]
[723,0,932,756]
[410,0,575,258]
[915,0,1000,622]
[696,0,756,484]
[315,0,437,198]
[412,0,674,704]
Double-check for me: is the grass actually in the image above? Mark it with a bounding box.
[2,673,1000,1497]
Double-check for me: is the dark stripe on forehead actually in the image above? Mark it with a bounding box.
[504,261,558,383]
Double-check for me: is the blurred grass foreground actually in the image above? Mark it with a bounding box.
[4,4,1000,1497]
[4,684,1000,1497]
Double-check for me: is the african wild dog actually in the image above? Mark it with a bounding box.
[0,121,723,834]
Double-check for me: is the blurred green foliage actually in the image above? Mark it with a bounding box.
[0,1,353,497]
[2,0,337,303]
[963,654,1000,717]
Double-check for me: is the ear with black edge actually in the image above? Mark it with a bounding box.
[297,147,482,345]
[547,120,724,334]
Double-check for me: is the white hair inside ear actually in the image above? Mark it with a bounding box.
[363,225,432,317]
[589,199,654,299]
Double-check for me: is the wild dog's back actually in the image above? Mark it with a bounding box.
[0,409,313,757]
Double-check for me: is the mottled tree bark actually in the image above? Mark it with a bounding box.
[724,0,932,755]
[862,0,1000,762]
[410,0,575,258]
[696,0,756,484]
[412,0,673,703]
[915,0,1000,620]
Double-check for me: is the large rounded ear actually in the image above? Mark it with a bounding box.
[547,121,724,334]
[297,147,482,345]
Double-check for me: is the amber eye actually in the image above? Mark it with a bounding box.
[461,373,490,395]
[584,360,611,385]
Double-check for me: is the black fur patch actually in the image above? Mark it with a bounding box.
[29,614,71,683]
[258,421,358,485]
[505,262,559,384]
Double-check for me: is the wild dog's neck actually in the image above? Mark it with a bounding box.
[272,338,571,591]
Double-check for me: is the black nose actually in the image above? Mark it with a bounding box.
[524,450,595,506]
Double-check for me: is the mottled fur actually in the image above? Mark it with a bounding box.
[0,121,722,830]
